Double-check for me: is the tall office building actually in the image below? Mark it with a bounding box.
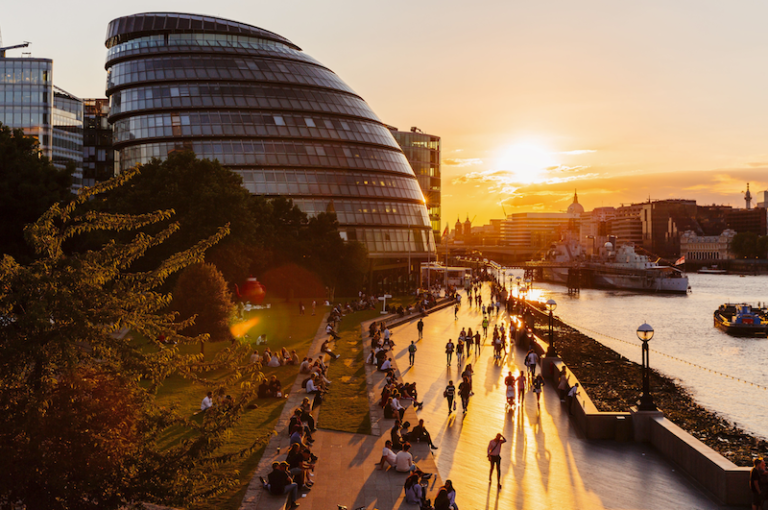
[0,56,83,188]
[82,99,115,187]
[389,127,441,243]
[104,13,433,284]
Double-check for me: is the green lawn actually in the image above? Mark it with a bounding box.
[318,309,380,434]
[147,300,324,510]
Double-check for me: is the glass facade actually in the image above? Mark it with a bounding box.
[0,58,83,188]
[82,99,115,186]
[389,128,441,242]
[105,12,432,259]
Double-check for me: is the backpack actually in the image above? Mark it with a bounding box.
[408,344,417,353]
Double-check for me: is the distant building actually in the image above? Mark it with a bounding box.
[502,212,579,248]
[503,192,582,248]
[725,208,767,236]
[756,191,768,209]
[680,229,736,261]
[0,57,83,188]
[454,217,463,239]
[579,206,615,254]
[610,216,643,246]
[82,99,115,187]
[641,199,698,258]
[696,204,732,236]
[473,219,502,245]
[389,127,441,242]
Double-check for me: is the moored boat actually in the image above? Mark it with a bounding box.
[698,266,728,275]
[713,304,768,337]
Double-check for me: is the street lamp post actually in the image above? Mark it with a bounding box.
[545,298,557,356]
[636,323,657,411]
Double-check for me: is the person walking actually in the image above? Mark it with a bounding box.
[458,375,472,413]
[454,303,459,320]
[482,317,489,338]
[445,339,455,366]
[417,317,424,340]
[516,371,527,406]
[456,338,465,366]
[532,374,545,407]
[444,380,456,414]
[474,331,481,355]
[408,341,417,367]
[487,433,506,488]
[525,348,539,377]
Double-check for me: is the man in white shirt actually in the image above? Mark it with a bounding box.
[377,440,398,470]
[201,391,213,411]
[380,358,392,371]
[299,357,311,374]
[306,376,323,395]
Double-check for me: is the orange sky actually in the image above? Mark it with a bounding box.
[4,1,768,226]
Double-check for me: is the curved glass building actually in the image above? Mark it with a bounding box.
[104,12,433,282]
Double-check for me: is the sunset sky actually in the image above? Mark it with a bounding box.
[4,0,768,226]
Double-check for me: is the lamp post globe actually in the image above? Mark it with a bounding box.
[636,323,657,411]
[546,298,558,356]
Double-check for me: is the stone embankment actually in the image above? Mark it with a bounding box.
[527,305,766,467]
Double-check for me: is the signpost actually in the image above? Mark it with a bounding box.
[379,294,393,314]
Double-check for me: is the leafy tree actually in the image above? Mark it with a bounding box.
[757,235,768,259]
[730,232,759,258]
[0,124,73,262]
[100,150,258,282]
[171,263,235,353]
[0,172,262,509]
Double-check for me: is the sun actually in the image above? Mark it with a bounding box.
[497,142,557,184]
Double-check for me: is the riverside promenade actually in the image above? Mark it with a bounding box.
[242,284,740,509]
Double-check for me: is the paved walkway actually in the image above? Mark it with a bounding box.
[242,286,740,509]
[390,284,739,510]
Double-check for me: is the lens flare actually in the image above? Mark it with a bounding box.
[231,317,259,338]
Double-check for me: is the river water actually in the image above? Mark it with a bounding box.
[505,270,768,440]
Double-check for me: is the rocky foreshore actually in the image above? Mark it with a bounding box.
[530,311,766,467]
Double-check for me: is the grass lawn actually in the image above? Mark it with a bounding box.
[146,299,324,510]
[318,308,380,434]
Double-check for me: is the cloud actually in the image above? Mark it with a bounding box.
[444,158,483,167]
[559,149,597,155]
[747,162,768,168]
[546,165,591,173]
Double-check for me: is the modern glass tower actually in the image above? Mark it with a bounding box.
[104,12,433,279]
[0,58,83,188]
[389,127,441,243]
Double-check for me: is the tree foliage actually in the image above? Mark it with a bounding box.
[171,263,235,350]
[99,150,258,280]
[0,124,73,262]
[730,232,763,258]
[0,171,263,509]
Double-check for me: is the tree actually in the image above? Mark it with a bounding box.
[0,171,262,509]
[171,263,235,353]
[730,232,759,258]
[0,124,73,262]
[99,150,258,283]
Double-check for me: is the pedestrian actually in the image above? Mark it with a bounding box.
[408,341,417,367]
[516,371,526,406]
[445,339,455,366]
[311,299,317,316]
[751,457,764,510]
[487,433,506,488]
[567,383,580,415]
[444,380,456,413]
[454,304,459,320]
[525,348,539,377]
[474,331,481,355]
[462,363,474,395]
[482,317,489,337]
[558,368,569,402]
[458,375,471,413]
[532,374,545,407]
[456,338,464,365]
[417,317,424,340]
[298,301,305,315]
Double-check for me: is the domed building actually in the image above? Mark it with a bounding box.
[104,12,433,287]
[567,190,584,215]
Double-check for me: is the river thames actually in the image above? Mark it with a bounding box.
[506,270,768,440]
